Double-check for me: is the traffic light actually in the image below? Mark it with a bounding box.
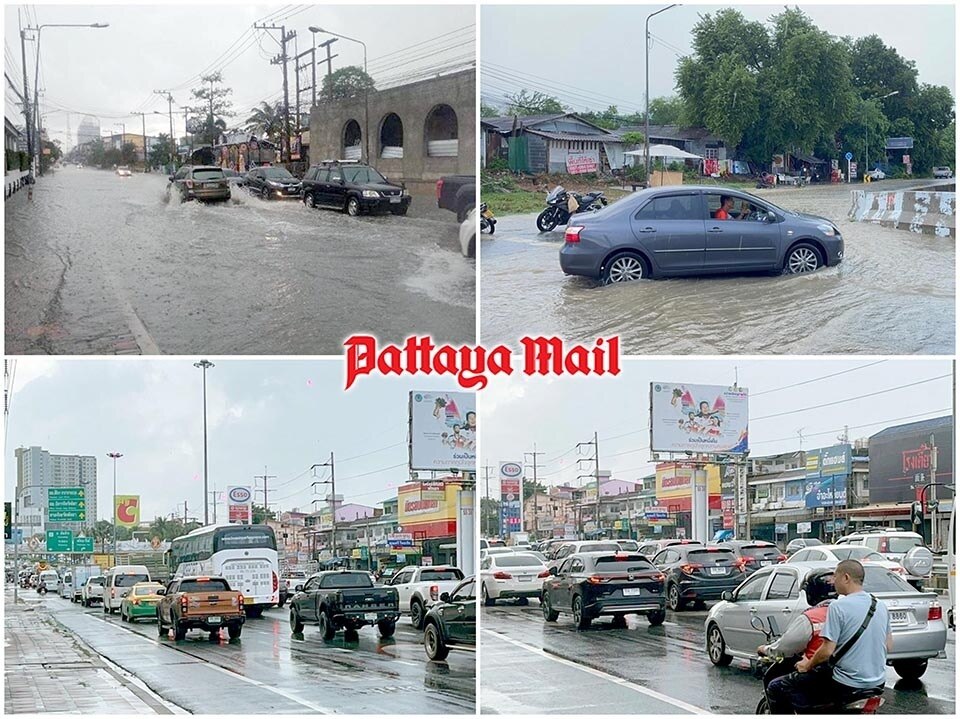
[911,501,924,526]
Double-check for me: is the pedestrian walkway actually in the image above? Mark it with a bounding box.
[4,591,173,714]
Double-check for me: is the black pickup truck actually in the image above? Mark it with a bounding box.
[288,570,400,640]
[436,175,476,222]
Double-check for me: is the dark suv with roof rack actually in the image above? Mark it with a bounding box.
[301,160,411,216]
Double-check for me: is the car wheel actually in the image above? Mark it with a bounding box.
[260,186,269,200]
[377,619,396,638]
[227,623,242,640]
[246,607,263,619]
[424,622,449,661]
[290,608,304,633]
[647,609,666,626]
[517,597,530,606]
[667,583,684,612]
[209,630,220,641]
[346,197,360,216]
[707,623,733,666]
[572,595,591,630]
[785,243,822,274]
[305,193,316,209]
[410,599,426,630]
[541,594,559,622]
[602,252,646,284]
[756,697,771,714]
[319,610,336,640]
[892,659,927,679]
[103,603,109,614]
[482,584,495,607]
[174,622,187,641]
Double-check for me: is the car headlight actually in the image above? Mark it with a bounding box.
[816,223,837,236]
[267,181,281,188]
[362,190,380,199]
[401,189,409,196]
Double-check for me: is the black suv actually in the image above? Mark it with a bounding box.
[244,166,302,200]
[651,544,744,611]
[301,161,410,216]
[423,576,476,661]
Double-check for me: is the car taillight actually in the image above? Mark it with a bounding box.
[587,575,607,584]
[180,595,188,613]
[537,570,550,578]
[777,554,787,563]
[132,599,140,606]
[928,604,942,621]
[272,572,278,593]
[237,593,244,608]
[111,589,116,598]
[653,573,665,583]
[493,571,512,580]
[429,584,439,601]
[565,226,583,243]
[680,563,701,575]
[185,180,194,188]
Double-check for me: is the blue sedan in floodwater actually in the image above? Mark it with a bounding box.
[559,186,844,284]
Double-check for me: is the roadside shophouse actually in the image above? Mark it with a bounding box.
[396,479,461,568]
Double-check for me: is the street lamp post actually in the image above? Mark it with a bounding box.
[107,452,122,564]
[645,5,676,184]
[312,28,368,162]
[865,90,900,176]
[194,360,215,525]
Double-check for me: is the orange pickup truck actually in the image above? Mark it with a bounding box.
[157,575,245,640]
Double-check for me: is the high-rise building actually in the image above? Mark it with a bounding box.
[76,115,100,147]
[15,446,97,535]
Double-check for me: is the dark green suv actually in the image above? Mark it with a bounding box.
[301,161,410,216]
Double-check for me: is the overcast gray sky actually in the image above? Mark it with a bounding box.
[480,4,955,114]
[481,359,953,495]
[5,4,474,149]
[6,359,466,522]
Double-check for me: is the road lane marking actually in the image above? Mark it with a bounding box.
[481,629,709,714]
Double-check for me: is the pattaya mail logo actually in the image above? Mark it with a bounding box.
[344,335,620,390]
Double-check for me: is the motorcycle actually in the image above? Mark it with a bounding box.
[751,615,884,715]
[536,185,607,232]
[480,202,497,234]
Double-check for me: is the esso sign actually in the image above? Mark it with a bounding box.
[228,487,252,503]
[500,462,522,478]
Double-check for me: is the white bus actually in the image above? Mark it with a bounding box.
[168,524,279,617]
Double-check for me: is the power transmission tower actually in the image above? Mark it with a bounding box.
[255,23,296,162]
[524,447,545,539]
[254,468,277,523]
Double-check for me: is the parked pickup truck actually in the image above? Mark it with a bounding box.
[436,175,475,222]
[386,565,466,629]
[157,575,245,641]
[289,570,400,640]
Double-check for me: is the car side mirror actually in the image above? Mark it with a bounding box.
[440,592,451,603]
[156,588,165,595]
[721,590,734,602]
[766,211,777,223]
[548,566,558,576]
[294,584,304,592]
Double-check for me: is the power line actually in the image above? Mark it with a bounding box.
[751,360,888,397]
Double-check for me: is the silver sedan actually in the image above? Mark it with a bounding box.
[704,561,947,680]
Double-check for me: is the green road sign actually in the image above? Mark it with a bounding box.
[47,487,86,522]
[73,536,94,553]
[46,529,73,552]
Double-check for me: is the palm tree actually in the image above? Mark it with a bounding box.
[244,101,283,143]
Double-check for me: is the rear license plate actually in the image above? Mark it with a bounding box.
[518,576,533,582]
[364,612,378,621]
[759,561,771,566]
[208,616,221,624]
[709,567,727,576]
[204,182,219,188]
[890,610,909,624]
[389,197,401,203]
[622,587,641,597]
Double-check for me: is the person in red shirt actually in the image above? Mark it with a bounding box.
[714,195,736,219]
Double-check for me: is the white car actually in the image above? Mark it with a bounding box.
[116,166,132,177]
[787,544,904,574]
[387,565,466,628]
[459,207,476,258]
[932,166,953,179]
[480,553,549,606]
[867,168,886,180]
[81,575,106,606]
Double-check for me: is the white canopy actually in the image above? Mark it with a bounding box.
[623,143,703,160]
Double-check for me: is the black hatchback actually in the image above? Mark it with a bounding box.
[301,161,410,217]
[541,551,666,629]
[652,545,745,611]
[244,166,302,200]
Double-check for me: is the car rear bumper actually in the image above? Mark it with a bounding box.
[559,244,603,277]
[180,614,245,631]
[185,188,231,201]
[335,611,400,626]
[678,577,743,599]
[588,597,665,615]
[889,623,948,659]
[128,604,159,618]
[266,187,302,199]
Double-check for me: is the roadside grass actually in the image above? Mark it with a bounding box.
[482,187,633,217]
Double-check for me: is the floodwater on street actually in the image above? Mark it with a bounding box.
[480,602,955,714]
[5,167,475,354]
[13,590,474,714]
[480,181,954,354]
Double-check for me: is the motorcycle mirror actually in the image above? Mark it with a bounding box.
[902,546,934,577]
[749,615,765,632]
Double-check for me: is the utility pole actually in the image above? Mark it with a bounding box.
[524,447,544,539]
[577,433,600,538]
[194,360,214,525]
[208,490,218,523]
[256,23,295,163]
[311,454,337,561]
[182,108,191,156]
[482,464,496,537]
[19,19,34,181]
[154,90,175,169]
[929,434,939,551]
[254,467,277,524]
[130,111,149,171]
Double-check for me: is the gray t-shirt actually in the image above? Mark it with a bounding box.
[822,590,890,688]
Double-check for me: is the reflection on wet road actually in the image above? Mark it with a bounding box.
[37,594,474,713]
[480,182,954,354]
[480,602,954,714]
[5,167,475,354]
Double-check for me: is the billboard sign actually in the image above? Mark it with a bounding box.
[655,462,722,512]
[73,536,94,553]
[500,461,523,534]
[387,533,414,548]
[409,391,476,472]
[114,495,140,527]
[227,486,253,524]
[869,417,954,504]
[420,481,446,501]
[804,476,847,508]
[650,383,749,454]
[797,521,812,534]
[398,481,458,539]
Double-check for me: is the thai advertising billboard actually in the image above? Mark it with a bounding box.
[409,391,477,472]
[655,462,722,513]
[650,383,749,455]
[869,416,954,504]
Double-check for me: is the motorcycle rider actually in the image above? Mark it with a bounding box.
[757,567,837,689]
[766,559,891,713]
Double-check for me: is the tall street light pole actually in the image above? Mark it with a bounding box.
[30,23,109,177]
[645,5,676,185]
[194,360,215,525]
[314,28,367,162]
[865,90,899,175]
[19,26,34,181]
[107,452,122,564]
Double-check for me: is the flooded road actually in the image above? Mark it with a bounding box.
[6,167,475,354]
[480,181,954,354]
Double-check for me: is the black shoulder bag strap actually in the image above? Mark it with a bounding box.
[828,594,878,667]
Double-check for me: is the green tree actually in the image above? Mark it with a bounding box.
[839,97,890,171]
[321,66,376,99]
[148,133,174,169]
[480,497,501,537]
[120,142,138,166]
[905,83,955,172]
[504,89,565,116]
[523,480,548,502]
[647,96,686,126]
[38,139,62,173]
[243,101,284,143]
[481,101,500,118]
[620,131,645,148]
[252,504,276,524]
[189,71,234,146]
[847,34,917,122]
[703,55,759,148]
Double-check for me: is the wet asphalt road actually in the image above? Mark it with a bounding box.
[5,167,475,354]
[480,601,955,715]
[480,180,954,354]
[24,592,474,714]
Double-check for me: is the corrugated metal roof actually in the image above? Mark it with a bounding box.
[526,128,623,143]
[619,124,721,143]
[480,114,567,132]
[869,415,951,439]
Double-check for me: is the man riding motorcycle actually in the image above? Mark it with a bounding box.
[765,559,891,714]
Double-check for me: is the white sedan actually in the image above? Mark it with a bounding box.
[116,166,132,177]
[868,168,886,180]
[480,553,549,606]
[787,544,905,575]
